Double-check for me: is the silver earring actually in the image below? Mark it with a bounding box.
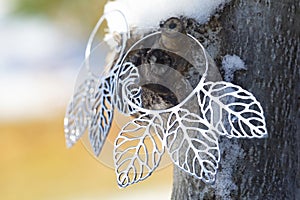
[64,24,267,188]
[111,30,267,187]
[64,10,130,150]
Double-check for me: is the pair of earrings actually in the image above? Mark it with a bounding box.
[64,11,267,188]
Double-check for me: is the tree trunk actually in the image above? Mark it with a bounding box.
[171,0,299,199]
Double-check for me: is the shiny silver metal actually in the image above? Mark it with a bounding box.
[64,23,267,188]
[112,31,267,188]
[64,10,129,149]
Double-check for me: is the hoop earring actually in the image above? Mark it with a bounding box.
[111,29,267,187]
[65,25,267,188]
[64,10,129,148]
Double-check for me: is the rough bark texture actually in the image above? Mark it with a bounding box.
[171,0,299,199]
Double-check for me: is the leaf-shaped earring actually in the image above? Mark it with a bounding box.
[114,113,164,187]
[64,10,130,149]
[111,28,267,187]
[165,108,220,183]
[89,61,142,156]
[198,81,267,138]
[64,19,268,189]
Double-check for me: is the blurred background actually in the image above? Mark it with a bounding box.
[0,0,172,199]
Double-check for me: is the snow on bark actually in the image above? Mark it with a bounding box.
[221,54,246,82]
[104,0,229,32]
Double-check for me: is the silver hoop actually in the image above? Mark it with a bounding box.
[65,25,268,189]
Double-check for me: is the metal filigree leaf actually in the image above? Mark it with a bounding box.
[64,78,96,148]
[114,113,164,187]
[198,81,267,138]
[165,108,220,183]
[89,76,115,156]
[64,27,270,188]
[115,62,142,115]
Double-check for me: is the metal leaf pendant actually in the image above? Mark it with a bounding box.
[89,76,115,156]
[64,78,97,148]
[199,81,267,138]
[113,76,268,187]
[114,113,164,187]
[64,27,268,188]
[165,108,220,183]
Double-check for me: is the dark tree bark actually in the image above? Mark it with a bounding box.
[171,0,299,199]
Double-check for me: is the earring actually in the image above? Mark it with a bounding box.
[64,20,267,188]
[64,10,130,149]
[110,29,268,187]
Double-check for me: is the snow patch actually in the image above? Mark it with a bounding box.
[222,54,247,82]
[199,138,243,199]
[104,0,229,32]
[215,139,243,198]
